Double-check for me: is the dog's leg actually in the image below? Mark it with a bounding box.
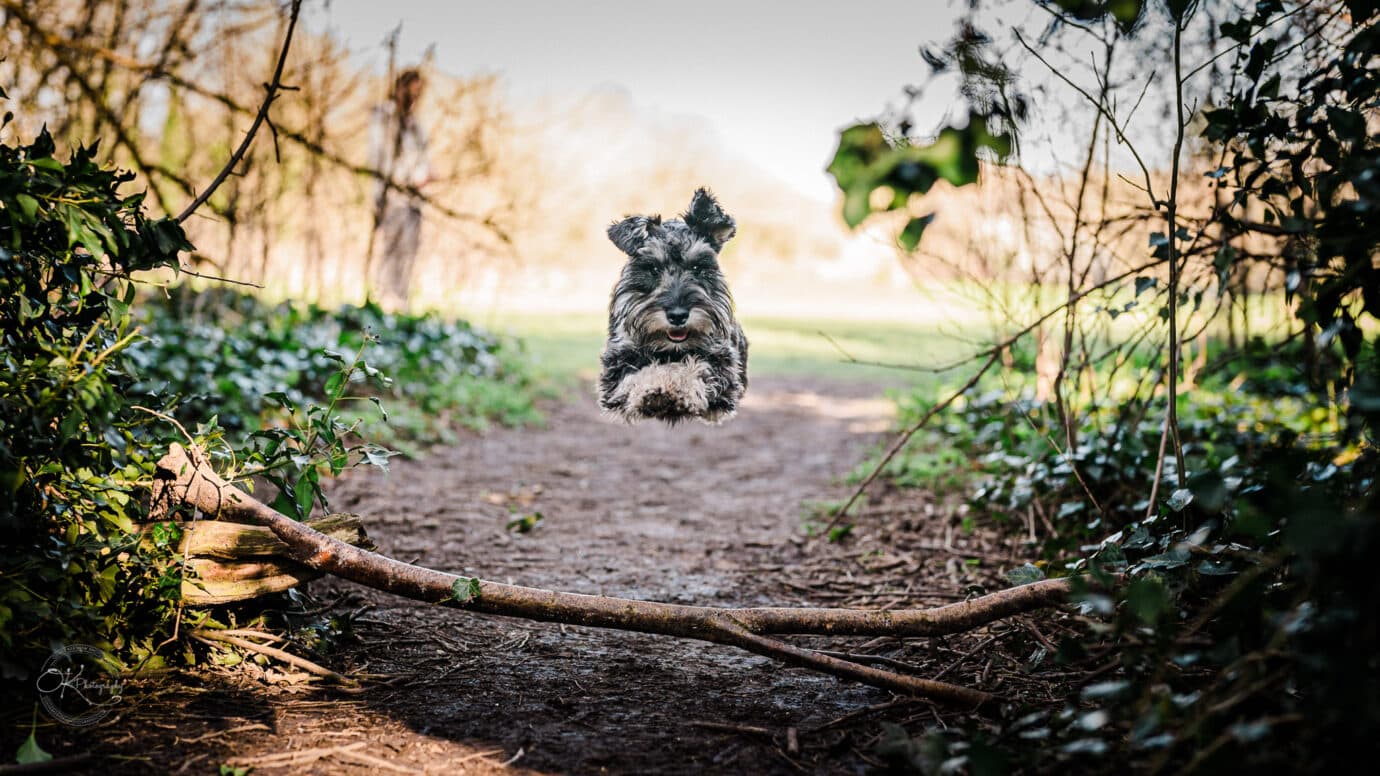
[597,344,651,419]
[697,338,746,424]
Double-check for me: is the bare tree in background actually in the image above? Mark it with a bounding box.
[365,66,432,309]
[0,0,517,306]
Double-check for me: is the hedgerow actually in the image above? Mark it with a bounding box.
[0,123,537,676]
[832,0,1379,770]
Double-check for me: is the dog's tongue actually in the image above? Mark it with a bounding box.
[668,328,689,342]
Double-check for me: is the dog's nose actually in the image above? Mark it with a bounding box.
[666,307,689,326]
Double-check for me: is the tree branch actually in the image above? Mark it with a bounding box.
[151,443,1074,710]
[175,0,302,223]
[7,8,512,245]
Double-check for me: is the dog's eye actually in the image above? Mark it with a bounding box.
[623,262,661,292]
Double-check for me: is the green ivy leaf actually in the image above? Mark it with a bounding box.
[506,511,543,533]
[363,446,393,472]
[449,576,482,604]
[1126,576,1171,624]
[323,370,344,397]
[293,472,315,519]
[1138,548,1191,570]
[1081,680,1131,700]
[1107,0,1145,29]
[13,193,39,222]
[1166,488,1194,512]
[1005,563,1046,586]
[16,731,53,764]
[1326,106,1366,143]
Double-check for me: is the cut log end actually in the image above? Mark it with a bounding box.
[140,512,374,606]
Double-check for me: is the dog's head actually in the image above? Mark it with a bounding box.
[606,188,738,351]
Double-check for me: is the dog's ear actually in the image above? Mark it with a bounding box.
[682,188,736,248]
[608,214,662,256]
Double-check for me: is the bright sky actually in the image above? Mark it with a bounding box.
[312,0,968,202]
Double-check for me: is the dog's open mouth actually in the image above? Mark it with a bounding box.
[666,327,689,342]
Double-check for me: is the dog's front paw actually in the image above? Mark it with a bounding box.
[637,386,695,420]
[612,359,711,423]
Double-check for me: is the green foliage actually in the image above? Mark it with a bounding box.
[448,576,481,605]
[15,710,51,765]
[506,511,543,533]
[1050,0,1147,31]
[1204,0,1380,386]
[837,1,1380,769]
[871,345,1373,769]
[0,122,540,678]
[828,115,1013,242]
[0,128,189,673]
[879,347,1349,539]
[124,287,540,514]
[127,286,537,441]
[952,444,1377,773]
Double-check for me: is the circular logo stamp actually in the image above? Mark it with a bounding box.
[35,644,125,727]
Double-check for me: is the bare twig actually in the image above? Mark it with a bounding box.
[173,267,266,288]
[1013,28,1158,207]
[193,629,357,686]
[689,720,776,737]
[1160,14,1190,492]
[175,0,302,223]
[131,405,194,445]
[825,352,1000,532]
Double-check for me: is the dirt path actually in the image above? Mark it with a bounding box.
[342,376,895,601]
[308,376,902,773]
[25,376,1070,774]
[55,374,1016,775]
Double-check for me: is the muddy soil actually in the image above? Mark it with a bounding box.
[27,377,1053,774]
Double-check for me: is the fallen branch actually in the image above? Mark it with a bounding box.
[152,443,1074,710]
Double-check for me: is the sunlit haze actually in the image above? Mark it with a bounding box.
[313,0,967,203]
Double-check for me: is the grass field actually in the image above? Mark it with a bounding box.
[476,311,988,389]
[464,280,1304,401]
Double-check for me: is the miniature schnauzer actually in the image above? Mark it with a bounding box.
[597,188,749,424]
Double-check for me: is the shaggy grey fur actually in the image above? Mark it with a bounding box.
[598,188,749,424]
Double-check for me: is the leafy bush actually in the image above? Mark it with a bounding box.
[0,123,541,676]
[834,0,1379,770]
[860,347,1376,771]
[124,285,540,517]
[0,129,191,673]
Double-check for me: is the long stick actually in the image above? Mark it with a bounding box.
[152,444,1073,709]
